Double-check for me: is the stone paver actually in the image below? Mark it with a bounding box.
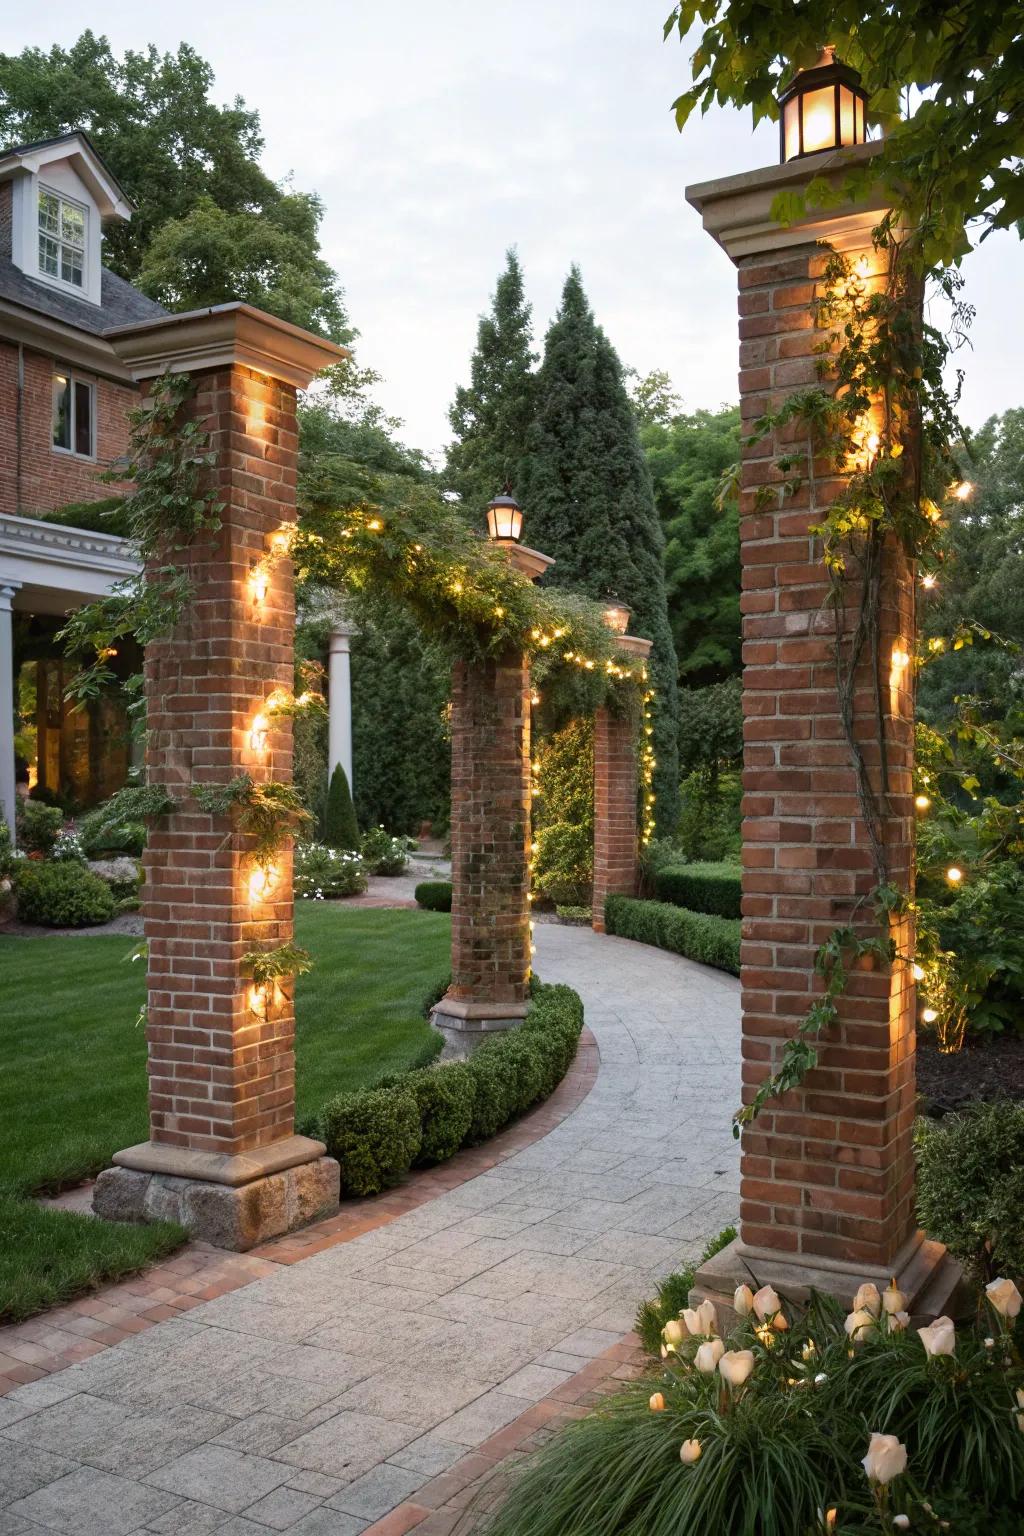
[0,923,739,1531]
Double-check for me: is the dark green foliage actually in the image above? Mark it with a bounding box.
[415,881,452,912]
[0,820,13,879]
[39,498,130,537]
[421,973,452,1016]
[604,895,740,976]
[676,768,742,862]
[360,827,409,876]
[446,249,537,526]
[292,706,329,839]
[319,1086,422,1197]
[519,269,680,831]
[536,717,594,829]
[324,763,360,851]
[677,679,743,777]
[654,863,741,919]
[78,803,147,859]
[465,1048,521,1142]
[635,1226,738,1354]
[14,862,116,928]
[642,404,741,686]
[533,822,593,905]
[916,1099,1024,1282]
[16,799,63,855]
[407,1063,477,1166]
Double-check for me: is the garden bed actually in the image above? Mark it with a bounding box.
[917,1032,1024,1115]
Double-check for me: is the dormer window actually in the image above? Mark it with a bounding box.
[38,187,87,289]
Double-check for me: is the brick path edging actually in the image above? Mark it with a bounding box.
[0,1028,599,1393]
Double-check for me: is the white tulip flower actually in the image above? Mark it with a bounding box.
[844,1307,877,1342]
[881,1280,907,1315]
[680,1438,702,1464]
[733,1283,754,1317]
[752,1284,782,1321]
[986,1277,1022,1319]
[893,1516,910,1530]
[918,1315,956,1358]
[694,1338,725,1373]
[718,1349,755,1389]
[853,1282,882,1318]
[862,1432,908,1486]
[662,1319,687,1349]
[888,1310,910,1333]
[682,1300,718,1337]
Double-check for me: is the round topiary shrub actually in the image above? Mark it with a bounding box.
[15,800,63,856]
[415,880,452,912]
[407,1062,477,1165]
[14,862,116,928]
[916,1097,1024,1283]
[320,1085,421,1196]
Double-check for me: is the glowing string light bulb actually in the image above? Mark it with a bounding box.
[945,866,964,885]
[922,1007,938,1024]
[914,794,931,811]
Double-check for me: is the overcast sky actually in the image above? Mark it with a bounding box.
[4,1,1021,459]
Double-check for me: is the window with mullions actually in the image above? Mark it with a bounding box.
[52,372,95,458]
[38,188,86,290]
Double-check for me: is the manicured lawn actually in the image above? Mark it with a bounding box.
[0,905,450,1321]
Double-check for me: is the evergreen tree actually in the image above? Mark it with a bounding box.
[324,763,360,851]
[446,249,537,524]
[519,269,680,830]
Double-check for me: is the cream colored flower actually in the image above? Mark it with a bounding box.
[772,1311,789,1332]
[694,1338,725,1373]
[986,1277,1022,1319]
[844,1308,877,1342]
[682,1300,718,1337]
[680,1438,702,1464]
[881,1280,906,1315]
[1016,1388,1024,1409]
[918,1316,956,1359]
[733,1283,754,1317]
[862,1432,908,1486]
[649,1392,666,1412]
[893,1516,910,1530]
[718,1349,755,1388]
[853,1282,882,1318]
[752,1284,781,1321]
[802,1340,816,1361]
[662,1319,687,1349]
[888,1310,910,1333]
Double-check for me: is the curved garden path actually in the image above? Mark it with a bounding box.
[0,924,740,1535]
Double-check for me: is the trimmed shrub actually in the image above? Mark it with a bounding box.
[654,861,741,918]
[324,763,360,851]
[406,1063,477,1165]
[15,800,62,856]
[916,1098,1024,1283]
[14,862,116,928]
[465,1047,521,1142]
[604,894,740,976]
[294,841,368,899]
[361,826,409,876]
[0,819,15,879]
[415,880,452,912]
[320,1086,422,1196]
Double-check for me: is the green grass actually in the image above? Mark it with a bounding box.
[0,905,450,1321]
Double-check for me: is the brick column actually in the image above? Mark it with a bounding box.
[93,305,346,1249]
[592,707,637,932]
[431,651,533,1057]
[686,152,957,1316]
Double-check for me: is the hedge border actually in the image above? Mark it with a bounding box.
[653,862,741,919]
[313,981,585,1197]
[604,894,741,976]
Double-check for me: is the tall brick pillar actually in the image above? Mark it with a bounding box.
[591,634,652,932]
[685,150,957,1315]
[93,304,346,1250]
[431,651,533,1057]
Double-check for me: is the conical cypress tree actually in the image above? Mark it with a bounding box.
[324,762,360,851]
[446,248,537,525]
[520,268,680,831]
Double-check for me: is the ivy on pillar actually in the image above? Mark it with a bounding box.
[93,304,346,1251]
[684,126,958,1314]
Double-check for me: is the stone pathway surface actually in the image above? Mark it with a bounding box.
[0,924,740,1535]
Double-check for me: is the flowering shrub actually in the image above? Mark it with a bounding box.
[293,841,368,900]
[360,825,409,876]
[50,829,87,863]
[484,1277,1024,1535]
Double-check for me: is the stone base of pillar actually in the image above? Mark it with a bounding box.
[92,1136,339,1251]
[430,993,529,1061]
[689,1232,966,1332]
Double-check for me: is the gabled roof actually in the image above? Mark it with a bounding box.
[0,130,134,221]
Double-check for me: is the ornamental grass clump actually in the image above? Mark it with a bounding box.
[481,1278,1024,1536]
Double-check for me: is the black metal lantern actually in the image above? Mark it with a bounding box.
[601,595,632,636]
[485,483,524,543]
[778,46,869,163]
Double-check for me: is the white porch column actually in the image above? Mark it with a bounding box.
[0,581,21,844]
[328,623,354,790]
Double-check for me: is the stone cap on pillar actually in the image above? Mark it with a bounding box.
[107,301,348,389]
[686,140,889,263]
[617,634,653,660]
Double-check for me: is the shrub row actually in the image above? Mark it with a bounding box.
[653,861,742,918]
[314,982,584,1197]
[415,880,452,912]
[604,894,741,976]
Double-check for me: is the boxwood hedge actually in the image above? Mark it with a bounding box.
[604,894,740,976]
[415,880,453,912]
[653,862,741,919]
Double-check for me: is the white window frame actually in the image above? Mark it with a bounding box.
[36,183,89,295]
[51,369,97,461]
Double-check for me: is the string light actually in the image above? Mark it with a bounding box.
[952,480,973,501]
[915,794,931,811]
[922,1006,938,1024]
[945,866,964,885]
[920,572,937,590]
[912,963,925,982]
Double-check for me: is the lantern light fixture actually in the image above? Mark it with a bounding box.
[601,595,632,636]
[485,483,524,543]
[778,46,870,163]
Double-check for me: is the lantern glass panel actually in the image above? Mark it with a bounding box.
[839,85,854,144]
[802,85,837,153]
[855,95,865,139]
[487,504,523,541]
[783,97,801,161]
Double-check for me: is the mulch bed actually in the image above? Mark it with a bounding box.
[917,1031,1024,1116]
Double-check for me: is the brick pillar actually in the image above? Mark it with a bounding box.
[686,152,958,1315]
[431,651,532,1057]
[592,708,638,932]
[93,305,346,1249]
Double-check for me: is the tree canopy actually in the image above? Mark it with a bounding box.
[665,0,1024,267]
[446,249,537,525]
[0,31,349,338]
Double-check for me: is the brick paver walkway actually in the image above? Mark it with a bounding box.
[0,924,739,1535]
